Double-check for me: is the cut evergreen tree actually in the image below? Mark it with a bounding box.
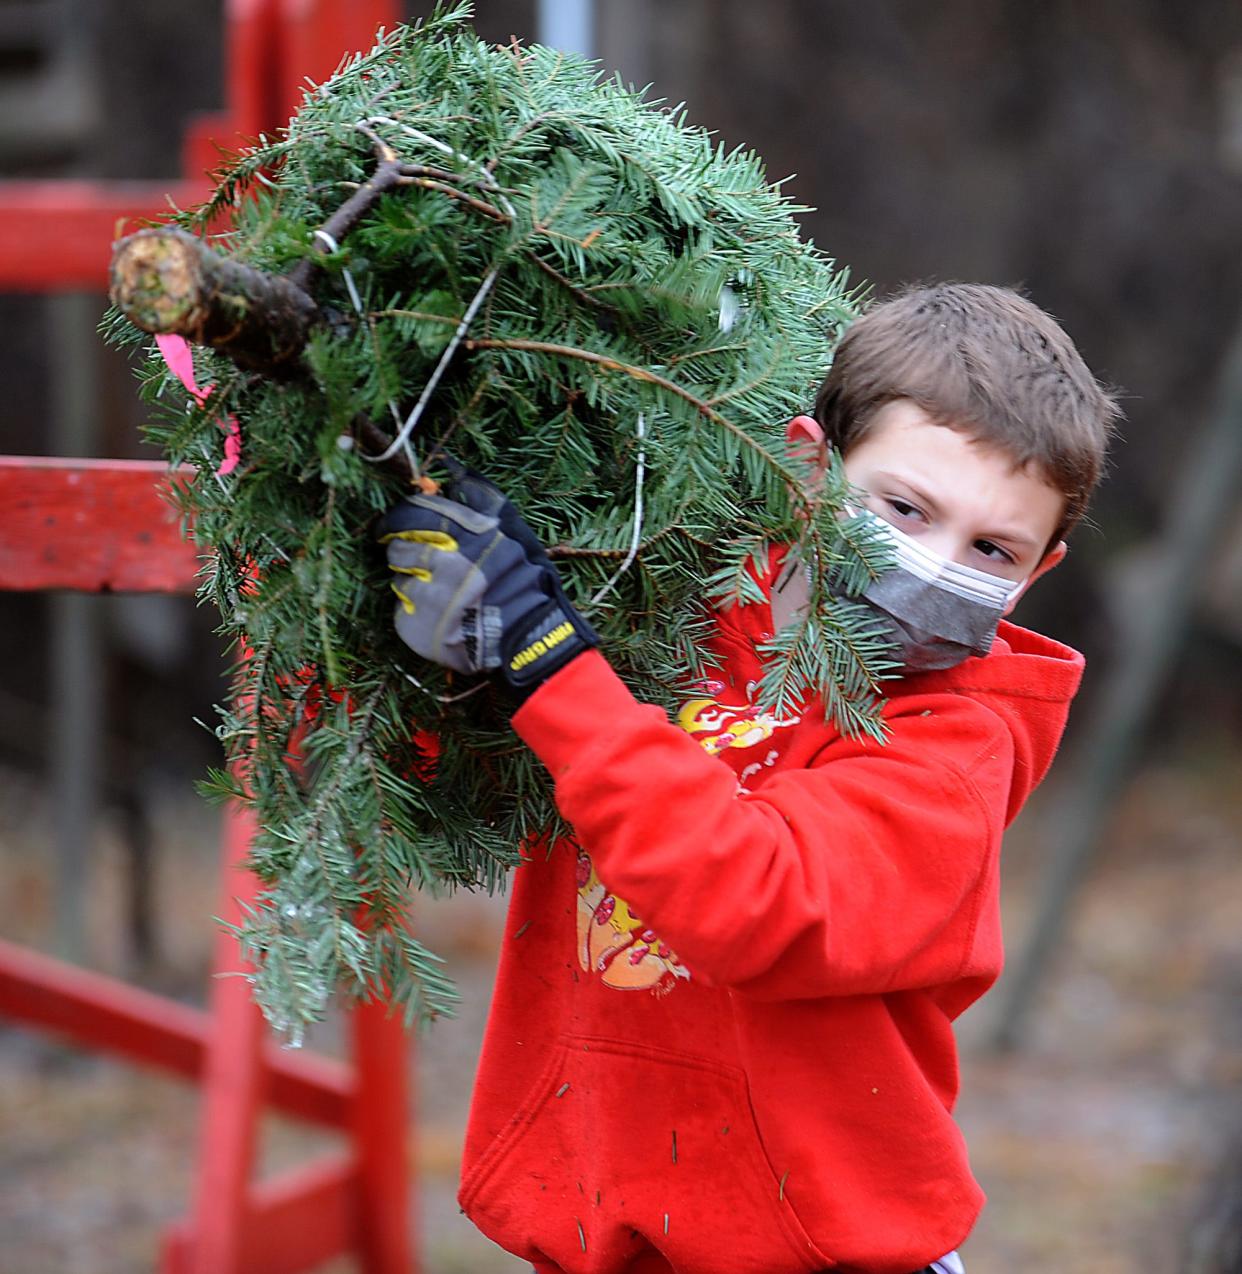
[106,1,896,1040]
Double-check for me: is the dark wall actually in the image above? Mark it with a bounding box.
[625,1,1242,524]
[596,0,1242,724]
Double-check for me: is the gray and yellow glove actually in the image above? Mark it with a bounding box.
[378,462,598,697]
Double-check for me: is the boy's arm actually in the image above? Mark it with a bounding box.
[379,469,1010,1001]
[513,649,1011,1001]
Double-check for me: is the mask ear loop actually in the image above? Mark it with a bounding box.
[935,555,1029,608]
[1000,574,1029,607]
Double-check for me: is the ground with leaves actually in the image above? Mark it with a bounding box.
[0,745,1239,1273]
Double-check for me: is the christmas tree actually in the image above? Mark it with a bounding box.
[107,1,894,1039]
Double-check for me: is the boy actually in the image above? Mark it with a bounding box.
[380,283,1118,1273]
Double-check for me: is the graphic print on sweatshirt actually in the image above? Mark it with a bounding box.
[676,676,801,788]
[575,850,692,992]
[573,678,802,995]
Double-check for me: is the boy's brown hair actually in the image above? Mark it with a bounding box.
[813,283,1120,540]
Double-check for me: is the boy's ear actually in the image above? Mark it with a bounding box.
[786,414,829,470]
[786,414,825,448]
[1003,540,1067,614]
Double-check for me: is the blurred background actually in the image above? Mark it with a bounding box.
[1,1,1240,1271]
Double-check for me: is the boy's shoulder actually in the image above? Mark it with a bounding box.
[876,620,1084,824]
[922,619,1085,702]
[707,567,1083,823]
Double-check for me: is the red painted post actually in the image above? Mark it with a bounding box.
[280,0,401,121]
[351,999,415,1273]
[228,0,285,141]
[186,801,269,1274]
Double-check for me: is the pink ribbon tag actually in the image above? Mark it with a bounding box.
[155,333,243,476]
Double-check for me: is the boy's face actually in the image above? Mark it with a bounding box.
[788,399,1067,612]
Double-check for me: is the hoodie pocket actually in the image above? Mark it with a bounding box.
[459,1034,833,1274]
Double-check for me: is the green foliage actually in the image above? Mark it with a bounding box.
[115,1,893,1036]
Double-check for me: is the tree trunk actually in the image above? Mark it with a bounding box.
[109,228,320,375]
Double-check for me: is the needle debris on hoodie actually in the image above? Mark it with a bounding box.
[457,548,1083,1274]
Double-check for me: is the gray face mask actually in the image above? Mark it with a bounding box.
[847,509,1027,674]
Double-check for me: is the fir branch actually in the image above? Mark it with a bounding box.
[370,307,461,325]
[297,683,387,874]
[484,108,570,172]
[464,336,812,506]
[109,6,882,1034]
[286,155,406,293]
[524,248,615,311]
[547,544,628,559]
[315,488,343,684]
[394,172,509,222]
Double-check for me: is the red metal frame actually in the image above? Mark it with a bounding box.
[0,4,418,1272]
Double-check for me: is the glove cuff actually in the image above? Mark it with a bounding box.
[499,597,598,699]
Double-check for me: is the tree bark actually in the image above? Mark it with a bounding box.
[109,227,421,480]
[110,228,320,375]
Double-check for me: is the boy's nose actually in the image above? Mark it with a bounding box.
[919,529,968,567]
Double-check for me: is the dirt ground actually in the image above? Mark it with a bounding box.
[1,745,1239,1274]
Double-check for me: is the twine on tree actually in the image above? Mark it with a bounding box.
[363,267,499,469]
[349,118,516,475]
[590,411,648,607]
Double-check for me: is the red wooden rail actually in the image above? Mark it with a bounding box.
[0,182,212,290]
[0,936,352,1128]
[0,3,417,1271]
[0,458,200,592]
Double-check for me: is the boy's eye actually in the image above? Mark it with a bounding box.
[886,498,923,522]
[974,539,1014,564]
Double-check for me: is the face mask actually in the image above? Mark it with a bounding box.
[842,509,1027,674]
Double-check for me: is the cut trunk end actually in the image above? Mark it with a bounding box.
[110,227,321,375]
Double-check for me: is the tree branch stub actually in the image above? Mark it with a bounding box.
[110,227,321,375]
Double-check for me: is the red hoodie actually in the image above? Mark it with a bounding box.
[458,557,1083,1274]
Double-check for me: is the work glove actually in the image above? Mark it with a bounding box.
[378,460,598,699]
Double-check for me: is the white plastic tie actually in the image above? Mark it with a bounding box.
[312,229,364,314]
[589,411,647,606]
[365,267,499,465]
[340,121,518,471]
